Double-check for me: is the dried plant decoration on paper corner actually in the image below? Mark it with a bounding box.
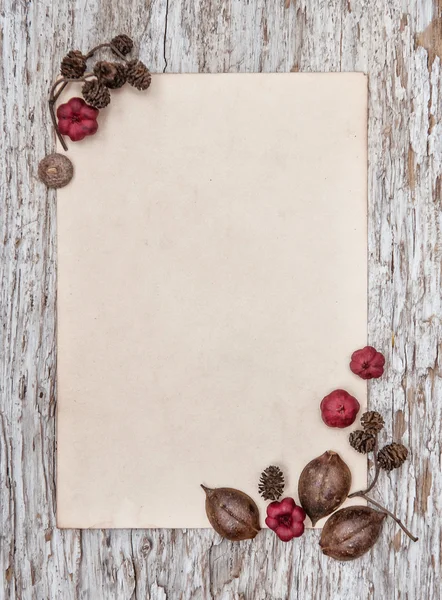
[201,346,418,560]
[38,35,152,189]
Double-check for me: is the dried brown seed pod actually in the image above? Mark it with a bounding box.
[60,50,87,78]
[258,465,285,501]
[320,505,386,561]
[94,61,127,89]
[377,443,408,471]
[111,34,134,56]
[298,451,351,526]
[201,485,260,541]
[360,411,384,434]
[38,153,73,188]
[82,79,111,109]
[349,430,376,454]
[126,60,152,90]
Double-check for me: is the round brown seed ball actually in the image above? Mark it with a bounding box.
[38,153,74,188]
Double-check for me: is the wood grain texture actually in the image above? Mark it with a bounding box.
[0,0,440,598]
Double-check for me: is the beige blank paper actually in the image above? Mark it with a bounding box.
[57,73,368,529]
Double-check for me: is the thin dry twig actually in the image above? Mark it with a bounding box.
[48,40,127,150]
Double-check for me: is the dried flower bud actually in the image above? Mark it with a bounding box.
[349,430,376,454]
[258,466,285,501]
[82,79,111,109]
[38,153,74,188]
[298,451,351,526]
[126,60,152,90]
[350,346,385,379]
[377,443,408,471]
[111,34,134,56]
[94,61,127,89]
[60,50,87,79]
[320,506,386,561]
[201,485,260,541]
[360,411,384,434]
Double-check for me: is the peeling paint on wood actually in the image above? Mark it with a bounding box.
[0,0,441,598]
[416,17,442,65]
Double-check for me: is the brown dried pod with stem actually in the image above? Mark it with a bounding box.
[320,506,387,561]
[201,485,261,541]
[348,412,418,543]
[298,451,351,526]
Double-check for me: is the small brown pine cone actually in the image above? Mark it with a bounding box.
[377,443,408,471]
[349,430,376,454]
[94,61,127,89]
[82,79,111,109]
[258,465,285,501]
[60,50,87,78]
[126,60,152,90]
[360,411,385,435]
[111,34,134,56]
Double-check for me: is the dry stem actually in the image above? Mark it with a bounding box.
[48,39,127,150]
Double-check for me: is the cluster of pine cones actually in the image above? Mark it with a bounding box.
[349,411,408,471]
[60,35,152,109]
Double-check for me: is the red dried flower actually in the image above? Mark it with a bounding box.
[320,389,360,428]
[265,497,306,542]
[350,346,385,380]
[57,97,99,142]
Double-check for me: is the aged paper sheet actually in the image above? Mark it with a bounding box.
[57,73,368,528]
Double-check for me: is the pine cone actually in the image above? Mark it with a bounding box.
[126,60,152,90]
[258,466,285,501]
[360,411,384,435]
[60,50,87,78]
[377,443,408,471]
[111,34,134,56]
[94,61,127,89]
[82,80,111,109]
[349,430,376,454]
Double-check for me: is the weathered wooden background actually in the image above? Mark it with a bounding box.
[1,0,441,598]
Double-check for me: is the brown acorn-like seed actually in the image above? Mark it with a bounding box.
[201,485,260,541]
[38,153,74,188]
[320,506,386,561]
[298,451,351,526]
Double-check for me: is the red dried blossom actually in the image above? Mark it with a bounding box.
[350,346,385,380]
[265,497,306,542]
[57,97,99,142]
[320,389,360,428]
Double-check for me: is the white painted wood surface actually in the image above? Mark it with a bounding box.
[0,0,440,598]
